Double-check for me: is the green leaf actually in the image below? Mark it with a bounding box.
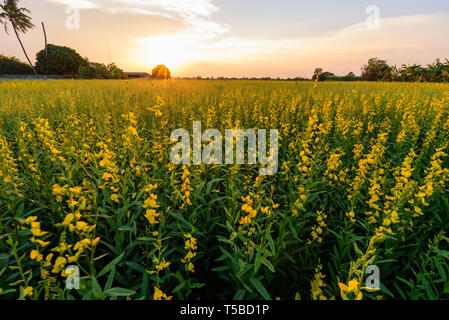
[104,287,136,297]
[136,237,156,242]
[249,277,271,300]
[104,267,115,291]
[141,271,149,298]
[261,257,275,273]
[233,289,245,300]
[91,277,104,299]
[0,288,16,296]
[98,252,125,278]
[422,277,437,300]
[354,242,363,256]
[266,233,276,257]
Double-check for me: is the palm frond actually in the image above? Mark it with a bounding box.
[0,0,34,34]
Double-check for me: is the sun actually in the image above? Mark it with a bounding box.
[140,35,200,70]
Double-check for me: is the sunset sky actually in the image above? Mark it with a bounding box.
[1,0,449,77]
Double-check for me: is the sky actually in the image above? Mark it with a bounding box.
[1,0,449,77]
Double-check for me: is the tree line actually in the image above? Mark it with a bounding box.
[313,57,449,83]
[360,57,449,82]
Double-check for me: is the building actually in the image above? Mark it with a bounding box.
[125,72,151,79]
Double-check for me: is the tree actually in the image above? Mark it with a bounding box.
[152,65,171,79]
[107,63,127,79]
[361,58,390,81]
[426,59,449,83]
[79,62,127,79]
[0,0,37,75]
[0,54,33,74]
[400,64,428,82]
[312,68,323,80]
[312,68,334,81]
[35,44,88,76]
[320,72,335,80]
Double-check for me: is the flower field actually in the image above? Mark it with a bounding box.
[0,79,449,300]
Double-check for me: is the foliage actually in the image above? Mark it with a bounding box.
[323,73,361,82]
[361,57,391,81]
[0,54,33,74]
[79,62,127,79]
[0,80,448,300]
[0,0,34,34]
[312,69,359,82]
[361,57,449,83]
[35,44,88,76]
[312,68,334,81]
[152,65,171,79]
[385,59,449,83]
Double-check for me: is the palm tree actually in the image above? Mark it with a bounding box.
[0,0,37,75]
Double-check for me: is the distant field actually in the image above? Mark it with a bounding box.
[0,80,448,300]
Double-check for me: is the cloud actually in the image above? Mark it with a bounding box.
[44,0,226,35]
[106,7,174,19]
[112,0,228,36]
[46,0,99,9]
[112,0,219,17]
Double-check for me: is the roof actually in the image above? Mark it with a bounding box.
[125,72,151,76]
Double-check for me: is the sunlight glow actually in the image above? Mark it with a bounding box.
[139,35,202,70]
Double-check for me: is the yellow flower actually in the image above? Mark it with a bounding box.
[22,286,33,298]
[143,198,159,209]
[35,239,50,247]
[68,255,79,263]
[25,216,38,223]
[241,196,253,204]
[68,198,79,208]
[183,251,197,261]
[30,250,43,262]
[127,125,139,136]
[61,213,75,227]
[111,194,119,203]
[76,221,89,232]
[338,279,363,300]
[155,258,171,271]
[92,237,101,246]
[153,287,172,300]
[69,186,83,194]
[145,184,158,192]
[239,215,251,225]
[30,221,48,237]
[52,184,65,195]
[52,256,67,273]
[44,253,54,267]
[144,209,160,225]
[184,234,197,251]
[102,172,114,181]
